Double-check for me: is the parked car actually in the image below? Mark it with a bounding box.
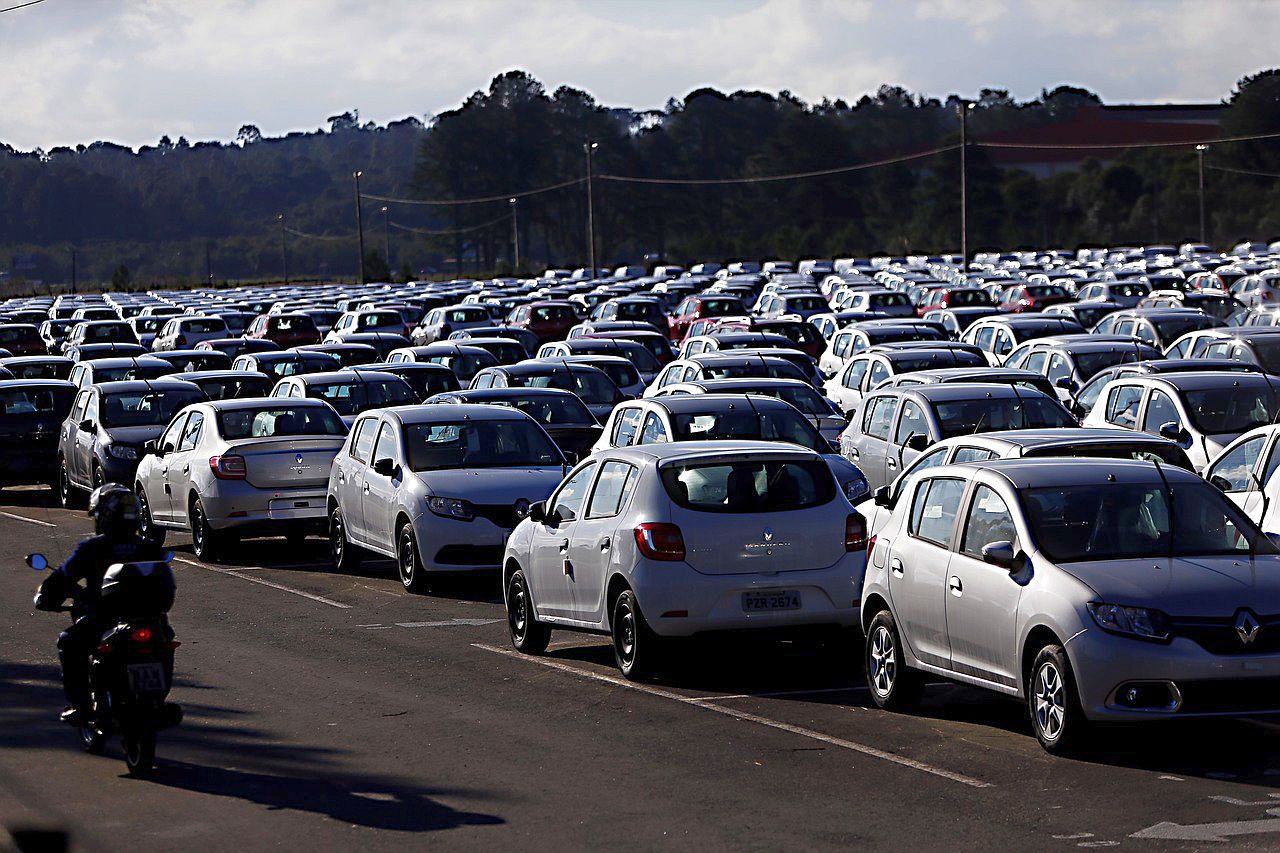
[149,349,233,373]
[653,377,848,449]
[1092,308,1223,350]
[64,343,148,362]
[170,370,274,401]
[646,353,810,397]
[230,350,341,381]
[414,304,502,345]
[325,309,410,344]
[151,315,229,351]
[0,323,48,356]
[269,370,417,428]
[346,363,460,402]
[294,342,381,368]
[426,387,602,462]
[134,397,349,557]
[246,312,322,348]
[67,356,176,389]
[1069,359,1261,420]
[503,440,866,678]
[386,343,498,383]
[824,346,987,416]
[196,337,281,359]
[0,355,73,381]
[0,379,77,489]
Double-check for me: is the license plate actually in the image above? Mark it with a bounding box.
[127,662,167,695]
[742,590,802,612]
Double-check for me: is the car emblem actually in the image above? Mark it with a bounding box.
[1235,608,1261,646]
[296,453,304,464]
[763,528,774,542]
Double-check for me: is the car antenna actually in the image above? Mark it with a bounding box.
[1151,456,1176,566]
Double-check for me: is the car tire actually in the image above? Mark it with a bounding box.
[865,610,924,711]
[1028,644,1090,754]
[286,529,307,548]
[329,507,362,572]
[612,589,663,681]
[57,458,83,509]
[506,569,550,654]
[136,488,166,548]
[190,498,224,562]
[397,522,429,594]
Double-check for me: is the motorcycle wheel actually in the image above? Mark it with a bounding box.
[123,731,156,776]
[80,723,106,754]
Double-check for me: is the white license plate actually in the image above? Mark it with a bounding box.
[742,590,802,612]
[127,662,167,695]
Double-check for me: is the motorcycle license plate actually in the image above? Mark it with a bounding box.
[742,590,802,612]
[127,662,167,695]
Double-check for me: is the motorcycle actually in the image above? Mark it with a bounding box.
[29,552,183,776]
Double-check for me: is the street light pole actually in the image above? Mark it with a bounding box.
[510,198,520,272]
[959,101,973,273]
[1196,144,1208,245]
[277,213,288,283]
[353,171,366,285]
[70,247,76,294]
[381,205,390,272]
[585,141,598,276]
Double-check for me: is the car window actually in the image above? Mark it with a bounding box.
[1025,351,1048,374]
[952,447,996,464]
[864,396,897,440]
[372,422,398,466]
[1142,389,1180,434]
[551,462,598,521]
[1047,354,1071,384]
[894,400,928,445]
[909,477,966,548]
[960,485,1018,558]
[842,359,869,390]
[660,458,834,512]
[350,418,378,463]
[1208,435,1266,492]
[177,411,204,451]
[638,412,669,444]
[611,407,643,446]
[1105,385,1143,428]
[868,360,891,388]
[586,461,639,519]
[159,413,187,451]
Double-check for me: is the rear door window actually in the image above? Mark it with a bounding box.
[864,396,897,440]
[350,418,378,463]
[1105,385,1143,428]
[611,406,643,446]
[909,477,966,548]
[960,485,1018,557]
[586,461,639,519]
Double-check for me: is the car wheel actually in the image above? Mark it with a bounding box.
[1028,644,1090,754]
[329,507,362,572]
[58,458,83,509]
[612,589,663,681]
[190,498,223,562]
[506,569,550,654]
[91,464,105,490]
[865,610,923,711]
[397,522,429,594]
[136,489,166,547]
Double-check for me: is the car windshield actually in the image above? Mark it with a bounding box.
[1074,306,1116,328]
[97,364,173,383]
[474,395,595,426]
[1075,349,1147,380]
[1183,386,1278,434]
[671,409,827,452]
[216,406,347,439]
[950,290,990,305]
[703,361,805,382]
[512,370,617,404]
[1245,339,1280,374]
[896,352,985,372]
[391,370,457,399]
[932,396,1074,438]
[8,362,67,379]
[700,299,742,316]
[101,390,204,427]
[194,377,272,400]
[592,362,640,389]
[185,319,225,333]
[85,324,132,342]
[403,420,562,471]
[614,303,658,321]
[1111,283,1149,297]
[1152,317,1214,342]
[661,459,834,513]
[306,379,415,415]
[132,318,162,333]
[0,386,73,416]
[1021,482,1275,562]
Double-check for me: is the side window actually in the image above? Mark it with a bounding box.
[909,477,966,549]
[70,390,90,422]
[993,329,1013,357]
[842,359,869,390]
[1166,339,1190,358]
[1104,385,1143,428]
[960,485,1018,558]
[474,373,494,389]
[159,413,187,451]
[833,333,852,358]
[84,394,99,426]
[1208,436,1266,492]
[177,412,204,451]
[864,396,897,441]
[1202,342,1231,359]
[1133,322,1157,345]
[638,412,669,444]
[1142,390,1180,434]
[894,400,928,445]
[1047,354,1073,385]
[551,462,598,522]
[1024,351,1048,374]
[868,360,891,389]
[350,418,378,463]
[586,461,639,519]
[975,326,995,351]
[611,407,643,446]
[372,422,398,467]
[271,382,289,397]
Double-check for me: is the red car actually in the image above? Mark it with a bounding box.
[998,284,1074,313]
[0,323,49,356]
[508,300,579,344]
[751,318,825,359]
[246,312,321,347]
[918,287,996,317]
[668,295,747,342]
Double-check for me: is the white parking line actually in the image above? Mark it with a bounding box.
[0,511,56,528]
[172,556,352,609]
[473,643,992,789]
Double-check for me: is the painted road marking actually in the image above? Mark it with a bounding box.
[1131,806,1280,842]
[473,642,992,789]
[0,511,56,527]
[172,556,351,609]
[396,618,502,628]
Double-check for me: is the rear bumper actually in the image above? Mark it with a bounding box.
[198,483,330,532]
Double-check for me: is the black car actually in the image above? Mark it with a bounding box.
[0,355,73,381]
[0,379,76,488]
[346,363,460,402]
[426,387,602,461]
[170,370,274,401]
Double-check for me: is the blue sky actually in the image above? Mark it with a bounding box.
[1,0,1275,150]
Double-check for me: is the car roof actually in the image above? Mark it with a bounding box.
[447,387,582,400]
[0,378,76,390]
[939,456,1202,489]
[292,370,401,385]
[382,402,533,425]
[874,382,1050,401]
[170,370,268,381]
[93,378,202,393]
[83,356,171,368]
[644,393,794,413]
[941,427,1178,451]
[1125,371,1279,390]
[604,439,820,464]
[684,378,814,392]
[203,396,336,412]
[895,367,1043,382]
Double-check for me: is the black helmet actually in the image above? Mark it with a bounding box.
[87,483,139,537]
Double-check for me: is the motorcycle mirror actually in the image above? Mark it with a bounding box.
[162,551,174,562]
[26,553,48,571]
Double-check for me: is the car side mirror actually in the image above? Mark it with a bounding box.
[1158,421,1185,441]
[26,553,48,570]
[1054,376,1075,390]
[78,418,95,432]
[144,439,160,456]
[554,505,575,524]
[1210,474,1233,492]
[528,501,546,524]
[905,434,931,452]
[373,457,397,477]
[981,540,1021,572]
[872,486,894,509]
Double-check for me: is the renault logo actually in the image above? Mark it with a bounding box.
[763,528,774,542]
[296,453,304,465]
[1235,609,1262,646]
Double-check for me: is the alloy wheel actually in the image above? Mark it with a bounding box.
[1034,662,1066,742]
[869,625,897,698]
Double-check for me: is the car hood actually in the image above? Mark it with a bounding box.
[103,425,165,445]
[1057,554,1280,617]
[414,466,564,503]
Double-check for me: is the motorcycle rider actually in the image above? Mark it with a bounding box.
[35,484,163,725]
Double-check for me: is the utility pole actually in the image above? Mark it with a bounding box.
[510,197,520,272]
[277,213,288,283]
[70,247,76,294]
[381,205,390,272]
[205,240,213,285]
[585,141,598,276]
[353,171,366,285]
[959,101,973,274]
[1196,144,1208,245]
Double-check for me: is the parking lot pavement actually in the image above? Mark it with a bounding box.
[3,488,1280,849]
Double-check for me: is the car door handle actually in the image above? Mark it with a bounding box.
[886,459,897,469]
[848,448,860,459]
[558,539,570,553]
[338,472,345,484]
[891,557,904,577]
[600,537,611,551]
[362,484,370,494]
[949,576,963,596]
[181,465,189,474]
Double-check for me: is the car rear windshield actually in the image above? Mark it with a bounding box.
[1183,386,1278,434]
[614,303,659,321]
[1025,443,1194,470]
[932,396,1074,438]
[0,387,73,415]
[1075,349,1151,380]
[194,377,272,400]
[1110,283,1149,297]
[306,379,416,415]
[702,361,806,382]
[0,327,39,343]
[403,420,561,471]
[217,406,347,439]
[512,370,617,405]
[755,386,829,416]
[870,293,911,308]
[1021,482,1274,563]
[473,395,594,426]
[359,312,403,329]
[97,364,174,383]
[661,459,834,513]
[700,299,743,316]
[671,408,827,453]
[185,318,226,334]
[270,316,316,332]
[1151,317,1215,341]
[84,324,133,342]
[532,305,576,321]
[393,370,457,399]
[895,352,985,372]
[101,390,204,427]
[1074,306,1116,328]
[949,290,991,306]
[1245,339,1280,374]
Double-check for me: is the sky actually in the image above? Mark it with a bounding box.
[1,0,1278,151]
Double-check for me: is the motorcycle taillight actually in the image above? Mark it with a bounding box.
[131,627,154,643]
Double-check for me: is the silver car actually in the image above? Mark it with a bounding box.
[326,404,567,593]
[133,397,348,560]
[863,457,1280,753]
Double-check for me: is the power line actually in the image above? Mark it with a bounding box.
[361,177,586,206]
[388,213,512,236]
[1206,163,1280,179]
[284,226,350,242]
[974,128,1280,151]
[0,0,45,13]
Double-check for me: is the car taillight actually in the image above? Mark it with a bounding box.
[634,522,685,561]
[846,513,868,552]
[209,454,247,479]
[131,627,153,643]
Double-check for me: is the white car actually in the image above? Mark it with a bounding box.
[151,315,229,352]
[502,440,867,679]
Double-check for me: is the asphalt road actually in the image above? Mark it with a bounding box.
[2,487,1280,851]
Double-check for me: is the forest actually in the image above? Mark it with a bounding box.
[3,69,1280,289]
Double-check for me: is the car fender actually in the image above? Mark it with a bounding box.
[1013,553,1094,695]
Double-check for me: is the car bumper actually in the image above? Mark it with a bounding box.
[1067,628,1280,720]
[99,455,142,485]
[411,512,513,573]
[199,483,330,532]
[632,558,862,637]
